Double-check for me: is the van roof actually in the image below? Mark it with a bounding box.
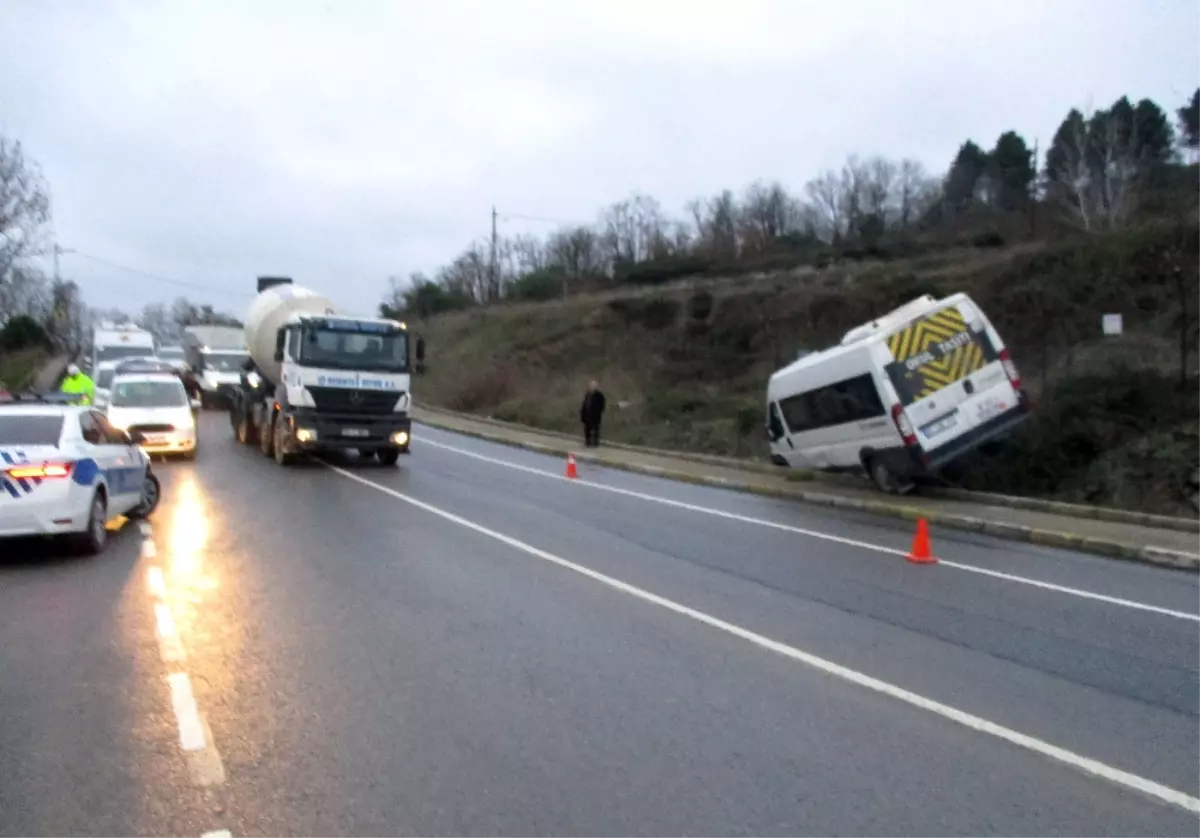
[769,292,975,384]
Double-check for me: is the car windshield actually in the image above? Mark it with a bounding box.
[96,368,115,389]
[110,379,187,408]
[0,415,63,446]
[202,352,247,372]
[298,325,409,372]
[97,344,155,363]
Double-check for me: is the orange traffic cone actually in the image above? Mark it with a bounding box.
[907,518,937,564]
[565,453,579,479]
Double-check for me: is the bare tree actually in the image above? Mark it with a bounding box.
[863,157,898,225]
[896,158,937,232]
[739,180,792,254]
[0,137,52,312]
[546,225,603,288]
[804,169,845,241]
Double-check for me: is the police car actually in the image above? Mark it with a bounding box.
[0,394,161,555]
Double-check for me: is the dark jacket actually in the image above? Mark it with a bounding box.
[580,389,606,425]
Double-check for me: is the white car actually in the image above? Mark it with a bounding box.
[105,372,199,460]
[0,399,160,555]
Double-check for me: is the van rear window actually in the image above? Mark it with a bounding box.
[0,415,63,446]
[885,308,999,405]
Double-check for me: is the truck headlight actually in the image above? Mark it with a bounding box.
[295,428,317,443]
[390,430,409,446]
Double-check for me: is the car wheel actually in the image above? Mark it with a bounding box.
[127,471,161,519]
[72,491,108,556]
[376,449,400,466]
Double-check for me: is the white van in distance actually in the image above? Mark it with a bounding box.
[765,293,1031,493]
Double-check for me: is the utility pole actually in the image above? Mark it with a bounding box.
[489,205,498,300]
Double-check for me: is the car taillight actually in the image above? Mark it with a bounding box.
[891,403,917,447]
[5,462,73,479]
[998,348,1022,390]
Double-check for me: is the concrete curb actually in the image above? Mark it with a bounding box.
[414,404,1199,533]
[414,415,1200,572]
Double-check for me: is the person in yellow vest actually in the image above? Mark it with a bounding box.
[60,363,95,405]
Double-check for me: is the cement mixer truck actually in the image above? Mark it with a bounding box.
[229,276,417,466]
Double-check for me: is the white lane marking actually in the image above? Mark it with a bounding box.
[147,566,167,600]
[202,831,232,838]
[141,538,158,558]
[333,461,1200,811]
[329,464,1200,814]
[418,435,1200,623]
[167,672,206,751]
[154,602,187,662]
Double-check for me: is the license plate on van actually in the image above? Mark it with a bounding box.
[920,412,958,439]
[342,428,369,438]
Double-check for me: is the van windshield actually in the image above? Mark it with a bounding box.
[111,380,188,408]
[885,309,998,406]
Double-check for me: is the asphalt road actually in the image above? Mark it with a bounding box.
[1,412,1197,836]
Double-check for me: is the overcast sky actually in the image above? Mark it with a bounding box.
[1,0,1196,317]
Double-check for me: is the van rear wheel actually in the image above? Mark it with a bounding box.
[868,457,910,495]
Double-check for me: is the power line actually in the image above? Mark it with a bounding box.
[497,210,592,227]
[65,250,252,300]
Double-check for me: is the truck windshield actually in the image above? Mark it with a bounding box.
[298,326,409,372]
[97,344,155,363]
[202,352,248,372]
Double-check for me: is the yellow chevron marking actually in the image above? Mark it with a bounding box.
[888,307,968,363]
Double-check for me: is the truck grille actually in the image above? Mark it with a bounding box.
[307,386,400,415]
[128,423,175,433]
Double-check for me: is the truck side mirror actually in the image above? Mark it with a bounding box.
[415,337,425,362]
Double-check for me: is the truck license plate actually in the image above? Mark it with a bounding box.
[342,428,369,438]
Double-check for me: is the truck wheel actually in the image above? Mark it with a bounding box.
[273,420,294,466]
[376,449,400,466]
[260,413,275,458]
[236,414,258,445]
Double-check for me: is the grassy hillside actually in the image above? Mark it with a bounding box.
[416,222,1199,516]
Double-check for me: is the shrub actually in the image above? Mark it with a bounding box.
[0,315,51,351]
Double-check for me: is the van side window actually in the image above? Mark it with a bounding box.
[779,374,885,433]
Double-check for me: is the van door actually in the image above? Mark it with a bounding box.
[883,301,1020,457]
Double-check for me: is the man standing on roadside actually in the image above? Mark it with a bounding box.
[579,379,606,448]
[59,363,95,405]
